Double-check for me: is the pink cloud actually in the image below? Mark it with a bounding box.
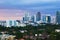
[0,9,25,20]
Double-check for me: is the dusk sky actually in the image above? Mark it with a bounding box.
[0,0,60,20]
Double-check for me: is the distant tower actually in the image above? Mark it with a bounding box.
[23,13,30,23]
[31,16,34,22]
[56,11,60,24]
[9,20,12,26]
[42,15,51,23]
[25,13,29,17]
[6,20,17,27]
[42,16,46,23]
[36,12,41,21]
[51,16,56,24]
[34,15,36,22]
[46,16,51,23]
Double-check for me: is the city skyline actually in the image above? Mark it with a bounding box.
[0,0,59,20]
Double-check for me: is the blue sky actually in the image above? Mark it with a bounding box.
[0,0,60,20]
[0,0,59,12]
[0,0,59,11]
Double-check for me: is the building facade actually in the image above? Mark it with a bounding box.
[23,13,30,23]
[46,16,51,23]
[6,20,17,27]
[42,15,51,23]
[31,16,35,22]
[36,12,41,21]
[56,11,60,24]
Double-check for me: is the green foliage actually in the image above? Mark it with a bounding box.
[0,24,60,40]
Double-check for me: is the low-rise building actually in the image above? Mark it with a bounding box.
[0,34,16,40]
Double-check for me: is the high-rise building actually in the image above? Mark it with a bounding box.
[56,11,60,24]
[6,20,17,27]
[46,16,51,23]
[23,13,30,23]
[31,16,34,22]
[36,12,41,21]
[51,16,56,24]
[42,15,51,23]
[23,17,29,21]
[0,21,6,26]
[34,15,36,22]
[42,16,46,23]
[9,20,12,26]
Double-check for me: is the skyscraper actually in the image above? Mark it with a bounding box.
[23,13,30,23]
[31,16,34,22]
[6,20,17,27]
[56,11,60,24]
[42,15,51,23]
[0,21,6,26]
[42,16,46,23]
[51,16,56,24]
[46,16,51,23]
[36,12,41,21]
[9,20,12,26]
